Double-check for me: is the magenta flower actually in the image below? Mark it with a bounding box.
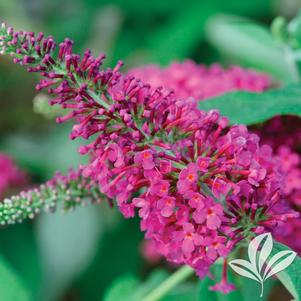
[134,150,155,170]
[107,143,124,168]
[150,180,170,197]
[177,163,198,193]
[193,201,223,230]
[212,178,231,199]
[0,153,26,197]
[173,223,202,255]
[157,196,176,217]
[206,236,230,260]
[185,192,205,210]
[196,157,210,172]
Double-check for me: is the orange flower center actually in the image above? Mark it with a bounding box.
[187,173,195,182]
[143,152,151,159]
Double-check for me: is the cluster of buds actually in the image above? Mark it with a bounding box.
[0,167,105,225]
[0,23,298,291]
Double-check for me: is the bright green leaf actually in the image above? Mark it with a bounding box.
[199,84,301,125]
[0,253,32,301]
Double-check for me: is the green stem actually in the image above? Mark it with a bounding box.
[141,265,194,301]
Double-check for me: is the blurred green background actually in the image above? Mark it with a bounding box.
[0,0,300,300]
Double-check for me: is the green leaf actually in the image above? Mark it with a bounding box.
[0,253,32,301]
[199,84,301,125]
[104,270,197,301]
[239,276,275,301]
[198,276,218,301]
[272,242,301,301]
[198,262,243,301]
[104,270,168,301]
[36,205,103,301]
[103,274,140,301]
[148,0,271,64]
[73,216,143,301]
[0,223,42,299]
[206,15,292,81]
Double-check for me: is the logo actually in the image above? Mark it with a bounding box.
[228,232,296,297]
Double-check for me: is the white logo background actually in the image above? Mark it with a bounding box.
[229,232,296,297]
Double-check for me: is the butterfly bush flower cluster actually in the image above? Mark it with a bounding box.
[128,61,271,100]
[255,116,301,254]
[0,153,26,197]
[0,24,298,290]
[132,61,301,256]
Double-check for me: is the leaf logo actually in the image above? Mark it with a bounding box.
[228,233,296,297]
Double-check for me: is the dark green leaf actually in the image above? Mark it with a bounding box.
[0,223,42,299]
[199,84,301,125]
